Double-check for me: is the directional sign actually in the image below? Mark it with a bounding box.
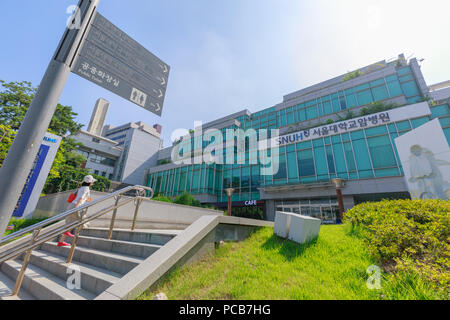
[72,12,170,116]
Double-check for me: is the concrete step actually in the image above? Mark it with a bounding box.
[0,270,35,300]
[66,235,162,258]
[80,228,178,246]
[28,250,121,295]
[40,241,144,275]
[1,260,96,300]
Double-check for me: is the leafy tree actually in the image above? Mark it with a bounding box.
[0,80,111,194]
[174,192,202,207]
[0,80,36,130]
[0,80,82,136]
[0,124,15,167]
[43,166,110,194]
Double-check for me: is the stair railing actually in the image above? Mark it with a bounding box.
[0,185,154,296]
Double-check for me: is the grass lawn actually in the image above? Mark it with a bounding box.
[139,225,389,300]
[139,224,442,300]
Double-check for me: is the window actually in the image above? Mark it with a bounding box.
[371,85,389,101]
[273,154,287,180]
[322,101,332,115]
[313,145,329,180]
[351,131,373,178]
[367,135,397,168]
[287,151,298,179]
[306,106,318,119]
[251,166,260,192]
[241,167,250,193]
[297,149,315,177]
[110,135,127,141]
[386,79,402,97]
[401,81,420,97]
[89,154,116,167]
[356,89,373,105]
[92,138,101,143]
[343,142,356,172]
[326,146,336,174]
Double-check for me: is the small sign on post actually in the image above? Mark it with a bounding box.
[71,12,170,116]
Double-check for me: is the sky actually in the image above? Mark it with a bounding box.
[1,0,449,147]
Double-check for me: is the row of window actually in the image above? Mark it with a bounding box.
[89,154,116,167]
[147,114,439,203]
[177,71,422,152]
[236,67,421,131]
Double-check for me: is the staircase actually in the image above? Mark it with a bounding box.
[0,227,179,300]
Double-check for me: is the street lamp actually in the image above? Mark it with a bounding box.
[331,178,346,224]
[225,188,235,216]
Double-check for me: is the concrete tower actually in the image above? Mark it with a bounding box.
[87,98,110,136]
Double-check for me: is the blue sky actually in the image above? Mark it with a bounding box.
[1,0,449,147]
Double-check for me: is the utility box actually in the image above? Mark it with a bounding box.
[274,211,292,238]
[288,214,321,244]
[274,211,321,244]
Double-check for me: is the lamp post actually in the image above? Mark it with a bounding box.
[225,188,234,217]
[331,178,346,224]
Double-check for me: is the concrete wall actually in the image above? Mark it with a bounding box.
[96,215,274,300]
[32,190,225,230]
[122,129,161,186]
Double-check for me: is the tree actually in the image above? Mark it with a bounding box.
[0,80,36,130]
[43,166,111,194]
[0,124,15,168]
[0,80,82,136]
[0,80,111,194]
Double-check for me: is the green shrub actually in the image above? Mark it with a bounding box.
[344,199,450,298]
[44,166,111,194]
[4,217,50,237]
[174,192,202,207]
[341,70,363,82]
[152,195,173,203]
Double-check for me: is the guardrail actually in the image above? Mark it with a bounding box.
[0,185,154,297]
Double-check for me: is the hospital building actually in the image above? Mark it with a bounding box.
[145,54,450,222]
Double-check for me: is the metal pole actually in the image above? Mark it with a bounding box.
[11,229,41,296]
[336,188,345,224]
[0,0,99,237]
[108,196,121,240]
[227,195,232,217]
[131,198,143,231]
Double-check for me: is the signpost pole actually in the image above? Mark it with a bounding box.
[0,0,99,237]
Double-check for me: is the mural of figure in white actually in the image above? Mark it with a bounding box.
[408,145,450,200]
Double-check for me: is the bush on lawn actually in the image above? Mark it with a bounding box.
[174,192,202,207]
[152,194,174,203]
[344,199,449,297]
[4,217,50,237]
[152,192,219,211]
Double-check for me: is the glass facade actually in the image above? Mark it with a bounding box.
[146,61,450,210]
[148,104,449,203]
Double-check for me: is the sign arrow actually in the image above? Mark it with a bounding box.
[160,64,169,74]
[153,89,164,98]
[157,76,166,86]
[151,103,161,112]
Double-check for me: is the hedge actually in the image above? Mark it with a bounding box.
[344,199,449,298]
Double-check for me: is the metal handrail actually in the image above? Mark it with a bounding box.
[0,185,152,245]
[0,185,153,296]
